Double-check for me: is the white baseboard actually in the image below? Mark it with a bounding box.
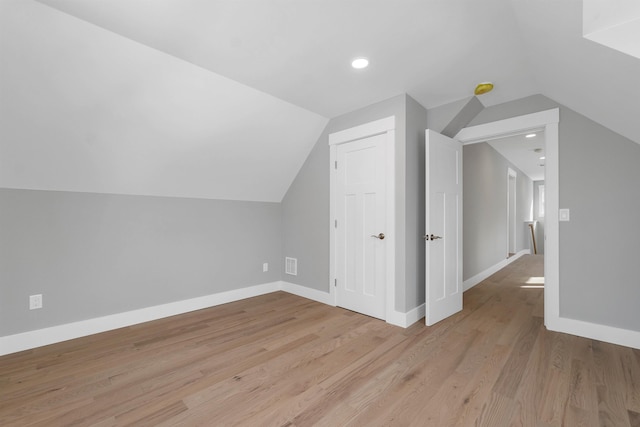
[387,304,425,328]
[0,282,280,356]
[463,249,530,291]
[281,280,424,328]
[546,316,640,350]
[279,281,333,306]
[4,275,639,356]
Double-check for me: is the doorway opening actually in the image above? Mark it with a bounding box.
[486,129,546,261]
[507,168,517,258]
[455,108,559,329]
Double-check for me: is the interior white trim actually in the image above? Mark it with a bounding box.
[387,304,426,328]
[3,277,435,356]
[282,280,424,328]
[463,249,530,291]
[0,281,281,356]
[549,317,640,350]
[328,116,395,146]
[283,281,423,329]
[328,116,396,325]
[507,167,518,257]
[456,109,564,335]
[280,281,333,306]
[455,109,557,144]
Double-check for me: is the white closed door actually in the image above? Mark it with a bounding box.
[335,134,386,319]
[425,130,462,326]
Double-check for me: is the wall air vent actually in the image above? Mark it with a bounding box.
[285,257,298,276]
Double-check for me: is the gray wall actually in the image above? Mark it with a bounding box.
[9,92,638,338]
[517,166,534,255]
[467,94,640,332]
[282,94,430,313]
[0,189,282,336]
[405,96,428,309]
[533,180,545,254]
[463,143,533,280]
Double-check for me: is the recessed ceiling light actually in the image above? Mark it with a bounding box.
[539,156,546,160]
[526,133,536,138]
[351,57,369,69]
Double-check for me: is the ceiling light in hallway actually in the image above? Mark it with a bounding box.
[351,57,369,69]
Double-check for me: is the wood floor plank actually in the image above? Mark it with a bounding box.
[622,346,640,413]
[593,340,634,427]
[628,409,640,427]
[2,255,640,426]
[239,331,408,426]
[536,333,575,426]
[475,391,517,427]
[339,329,480,426]
[492,315,542,398]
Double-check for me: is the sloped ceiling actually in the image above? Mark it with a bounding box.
[2,0,639,202]
[583,0,640,59]
[33,0,540,116]
[0,0,327,202]
[511,0,640,147]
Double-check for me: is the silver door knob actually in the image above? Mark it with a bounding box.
[424,234,442,241]
[371,233,385,240]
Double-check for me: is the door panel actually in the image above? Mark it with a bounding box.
[431,191,446,301]
[426,130,462,326]
[336,134,386,319]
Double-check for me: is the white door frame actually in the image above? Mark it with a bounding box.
[507,168,517,256]
[328,116,396,322]
[455,109,559,330]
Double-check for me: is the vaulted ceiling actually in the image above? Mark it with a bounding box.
[2,0,639,202]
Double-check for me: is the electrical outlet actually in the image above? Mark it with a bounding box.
[29,294,43,310]
[263,262,269,272]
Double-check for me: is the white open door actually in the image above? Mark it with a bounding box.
[425,130,462,326]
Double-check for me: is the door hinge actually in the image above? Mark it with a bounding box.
[334,160,338,169]
[334,219,337,228]
[334,278,337,287]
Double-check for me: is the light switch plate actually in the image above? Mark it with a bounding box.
[559,209,570,221]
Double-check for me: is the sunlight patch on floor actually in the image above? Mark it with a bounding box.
[521,276,544,289]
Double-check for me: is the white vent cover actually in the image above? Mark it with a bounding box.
[285,257,298,276]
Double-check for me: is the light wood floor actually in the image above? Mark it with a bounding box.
[2,255,639,426]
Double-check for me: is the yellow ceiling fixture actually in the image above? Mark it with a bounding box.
[474,82,494,95]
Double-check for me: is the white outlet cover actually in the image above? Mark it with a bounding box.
[559,209,570,221]
[29,294,43,310]
[263,262,269,272]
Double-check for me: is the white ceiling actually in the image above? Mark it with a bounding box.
[2,0,640,201]
[35,0,540,117]
[488,132,546,182]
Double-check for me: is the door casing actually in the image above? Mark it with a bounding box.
[329,116,396,322]
[334,134,387,319]
[507,168,517,256]
[455,109,559,330]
